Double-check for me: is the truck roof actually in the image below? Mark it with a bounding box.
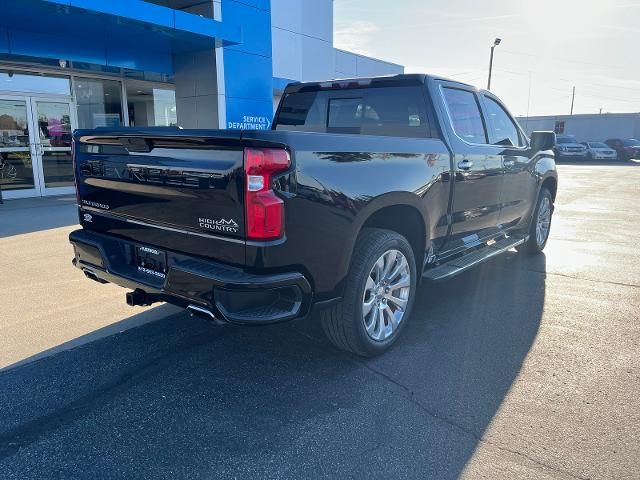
[282,74,478,94]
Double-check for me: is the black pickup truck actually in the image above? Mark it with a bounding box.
[70,74,557,356]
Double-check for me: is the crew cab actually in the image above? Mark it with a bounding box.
[69,74,557,356]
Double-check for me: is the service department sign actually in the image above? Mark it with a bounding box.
[227,115,272,130]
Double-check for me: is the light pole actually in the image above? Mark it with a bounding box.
[487,38,501,90]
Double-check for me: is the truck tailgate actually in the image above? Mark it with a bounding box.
[74,129,247,265]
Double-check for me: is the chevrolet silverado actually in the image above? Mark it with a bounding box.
[69,74,557,356]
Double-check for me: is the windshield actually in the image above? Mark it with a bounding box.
[589,142,608,148]
[557,136,577,144]
[623,139,640,146]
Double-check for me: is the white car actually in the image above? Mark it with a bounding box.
[581,142,618,161]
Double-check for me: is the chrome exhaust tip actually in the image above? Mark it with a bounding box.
[187,305,225,326]
[83,269,109,284]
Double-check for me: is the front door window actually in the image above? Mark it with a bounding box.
[482,96,523,147]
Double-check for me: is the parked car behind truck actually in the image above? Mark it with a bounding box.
[554,135,588,160]
[605,138,640,161]
[580,142,618,161]
[69,74,558,356]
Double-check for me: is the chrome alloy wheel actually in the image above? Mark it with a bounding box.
[536,196,552,247]
[362,249,412,342]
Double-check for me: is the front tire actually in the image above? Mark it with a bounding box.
[518,187,554,255]
[321,228,417,357]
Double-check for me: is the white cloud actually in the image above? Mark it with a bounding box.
[334,21,380,56]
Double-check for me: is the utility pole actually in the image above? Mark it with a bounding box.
[525,72,532,131]
[570,86,575,115]
[487,38,501,90]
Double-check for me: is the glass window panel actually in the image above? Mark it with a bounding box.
[0,151,35,191]
[277,86,430,138]
[327,98,364,130]
[0,99,30,147]
[483,96,523,147]
[275,91,325,132]
[42,151,74,188]
[0,72,70,95]
[74,78,123,129]
[126,82,177,127]
[442,88,487,144]
[36,102,72,148]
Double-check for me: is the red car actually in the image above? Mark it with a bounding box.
[605,138,640,160]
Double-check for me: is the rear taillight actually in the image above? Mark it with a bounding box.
[244,147,290,240]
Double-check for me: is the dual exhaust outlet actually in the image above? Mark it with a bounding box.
[126,289,224,326]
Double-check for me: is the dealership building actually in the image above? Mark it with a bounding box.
[0,0,403,199]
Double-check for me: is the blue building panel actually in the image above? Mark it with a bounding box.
[223,50,274,102]
[225,98,274,130]
[222,0,272,59]
[0,0,58,27]
[0,27,9,54]
[223,0,276,128]
[173,10,238,43]
[6,29,107,66]
[0,0,241,74]
[1,0,288,130]
[229,0,271,12]
[104,28,174,74]
[56,0,176,29]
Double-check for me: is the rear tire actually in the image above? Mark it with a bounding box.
[321,228,417,357]
[517,187,554,255]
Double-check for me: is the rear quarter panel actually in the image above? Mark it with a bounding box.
[242,131,451,300]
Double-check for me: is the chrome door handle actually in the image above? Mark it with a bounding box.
[504,159,515,168]
[457,159,473,170]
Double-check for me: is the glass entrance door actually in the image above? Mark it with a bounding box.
[0,95,76,199]
[0,96,38,198]
[31,98,76,195]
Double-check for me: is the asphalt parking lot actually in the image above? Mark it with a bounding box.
[1,163,639,479]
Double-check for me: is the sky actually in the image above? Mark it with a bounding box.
[334,0,640,117]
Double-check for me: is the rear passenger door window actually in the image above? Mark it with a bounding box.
[482,96,524,147]
[442,87,487,144]
[326,87,430,138]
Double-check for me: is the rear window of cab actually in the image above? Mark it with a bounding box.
[275,86,432,139]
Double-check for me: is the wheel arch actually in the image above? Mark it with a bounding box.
[541,175,558,201]
[347,193,429,279]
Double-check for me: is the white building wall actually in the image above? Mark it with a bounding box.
[335,49,403,79]
[518,114,640,142]
[271,0,334,82]
[271,0,403,87]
